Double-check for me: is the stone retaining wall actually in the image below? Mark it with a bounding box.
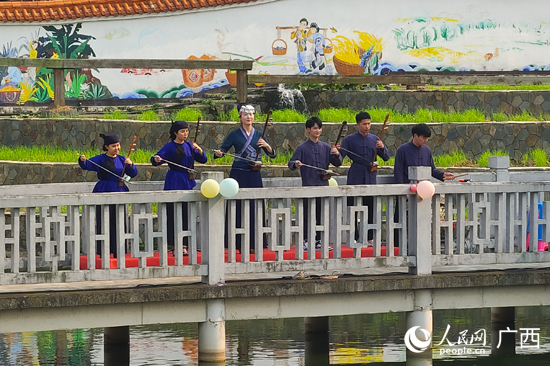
[1,118,549,162]
[295,90,550,115]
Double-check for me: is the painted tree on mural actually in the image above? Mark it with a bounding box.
[24,23,112,103]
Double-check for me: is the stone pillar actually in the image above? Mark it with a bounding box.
[489,156,510,252]
[491,307,516,356]
[305,317,329,366]
[408,167,433,276]
[104,326,130,366]
[198,299,226,362]
[406,289,433,357]
[488,156,510,182]
[201,172,225,286]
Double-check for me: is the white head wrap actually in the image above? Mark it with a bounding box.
[239,104,255,116]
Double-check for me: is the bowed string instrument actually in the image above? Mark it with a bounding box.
[188,116,201,180]
[319,120,347,180]
[368,113,389,172]
[251,110,273,171]
[118,135,137,187]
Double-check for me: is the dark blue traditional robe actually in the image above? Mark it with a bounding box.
[340,132,390,185]
[216,127,276,188]
[151,141,207,190]
[394,141,444,184]
[79,154,138,192]
[288,139,342,186]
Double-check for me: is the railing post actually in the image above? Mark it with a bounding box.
[201,171,225,285]
[489,156,510,253]
[53,68,66,107]
[408,166,433,275]
[489,156,510,182]
[236,69,248,104]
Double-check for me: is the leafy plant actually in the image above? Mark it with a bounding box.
[65,71,88,99]
[17,80,38,105]
[42,24,95,59]
[86,82,107,99]
[30,75,54,102]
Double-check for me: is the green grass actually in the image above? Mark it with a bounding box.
[103,110,129,119]
[171,108,203,121]
[434,150,471,167]
[318,108,357,123]
[521,148,548,167]
[100,107,550,123]
[477,150,509,168]
[428,84,550,91]
[137,110,163,121]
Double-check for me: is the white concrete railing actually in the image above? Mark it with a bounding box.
[0,160,549,285]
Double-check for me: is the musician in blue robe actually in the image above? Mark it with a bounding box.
[338,112,390,244]
[214,104,276,251]
[394,123,453,184]
[151,120,207,253]
[393,123,455,247]
[289,117,342,248]
[79,134,138,258]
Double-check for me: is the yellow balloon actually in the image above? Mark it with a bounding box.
[201,179,220,198]
[328,178,338,187]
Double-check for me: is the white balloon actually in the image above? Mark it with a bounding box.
[219,178,239,198]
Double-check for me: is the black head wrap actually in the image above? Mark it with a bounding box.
[170,120,189,140]
[99,133,119,151]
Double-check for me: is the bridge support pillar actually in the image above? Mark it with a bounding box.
[104,326,130,366]
[199,299,226,362]
[305,317,329,366]
[406,289,433,355]
[491,307,515,356]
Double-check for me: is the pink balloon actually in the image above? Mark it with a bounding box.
[410,184,417,192]
[416,180,435,199]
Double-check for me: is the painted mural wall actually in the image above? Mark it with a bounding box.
[1,0,550,105]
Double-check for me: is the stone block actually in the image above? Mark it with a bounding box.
[488,156,510,169]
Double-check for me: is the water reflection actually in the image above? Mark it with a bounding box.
[0,307,547,365]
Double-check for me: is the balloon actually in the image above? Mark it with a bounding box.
[328,178,338,187]
[201,179,220,198]
[416,180,435,200]
[219,178,239,198]
[410,184,417,192]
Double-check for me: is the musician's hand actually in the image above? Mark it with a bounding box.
[153,155,161,163]
[258,137,272,152]
[192,142,203,154]
[335,143,341,150]
[375,139,384,149]
[294,160,303,168]
[125,157,133,166]
[214,150,223,158]
[331,146,339,155]
[79,155,86,162]
[443,172,456,181]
